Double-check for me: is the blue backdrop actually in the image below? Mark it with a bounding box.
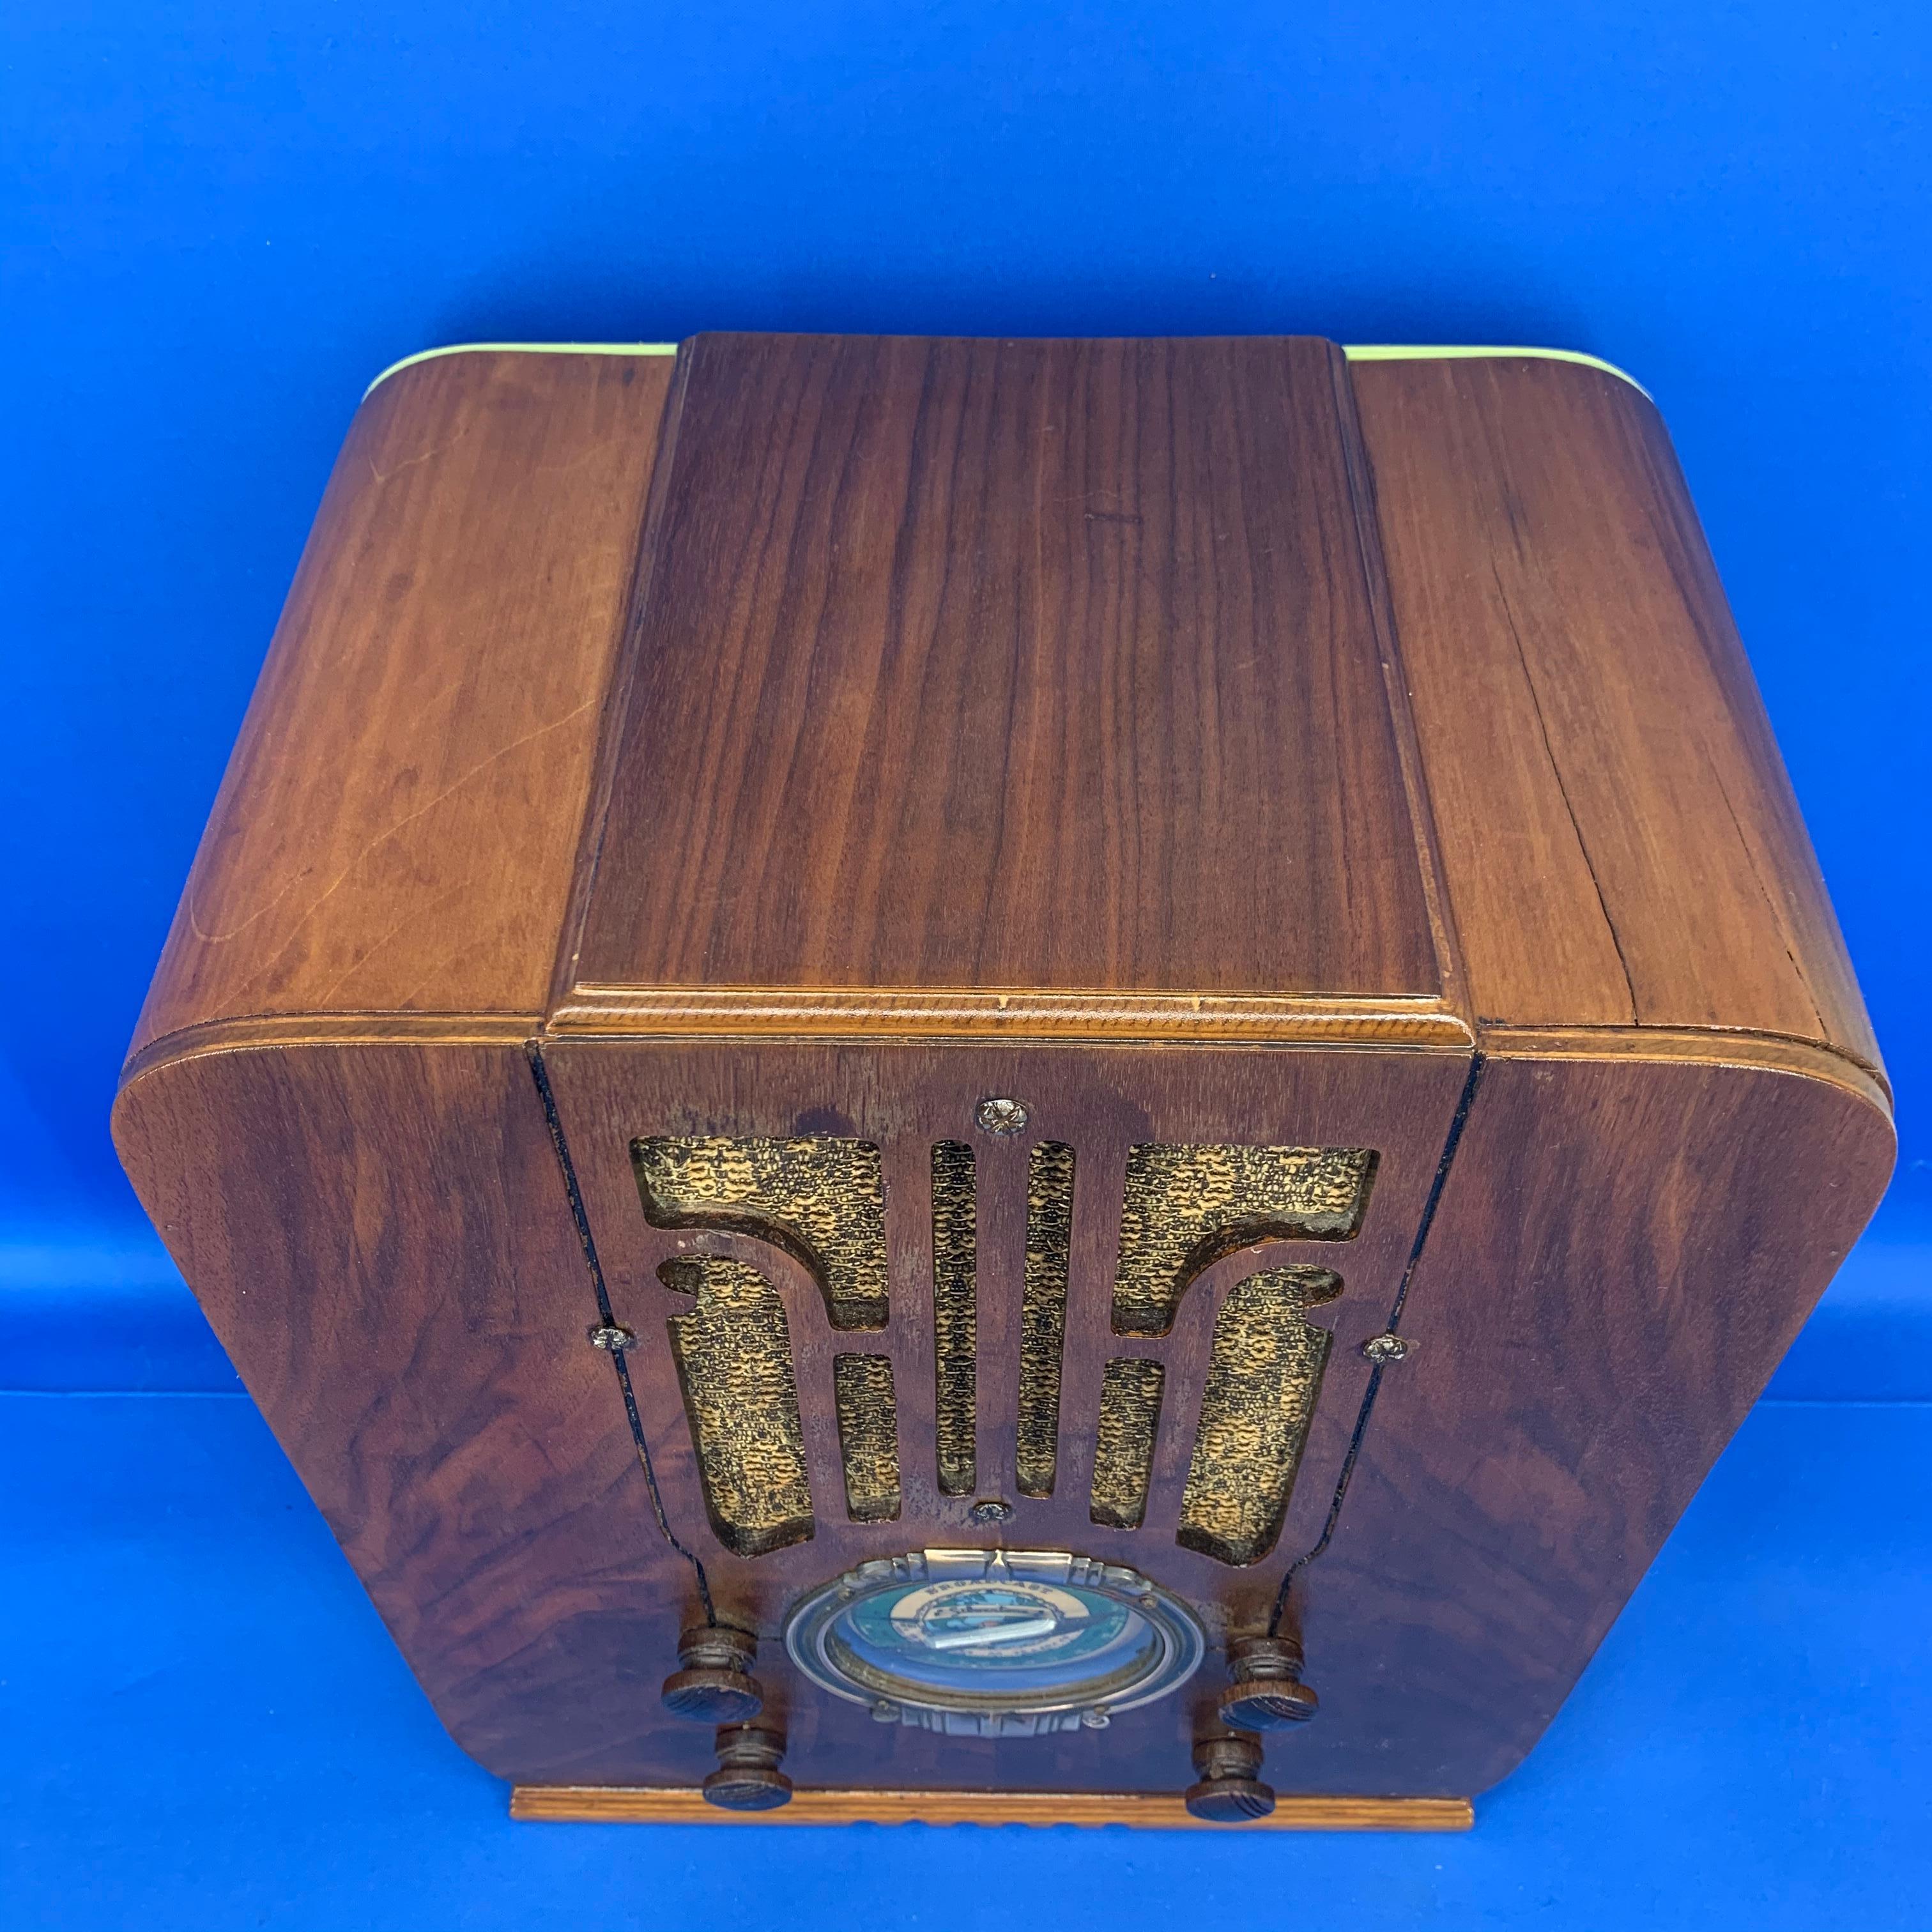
[5,2,1928,1380]
[3,5,1928,1926]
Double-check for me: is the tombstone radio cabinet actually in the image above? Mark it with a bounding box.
[114,335,1893,1828]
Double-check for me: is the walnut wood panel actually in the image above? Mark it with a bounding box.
[510,1786,1475,1830]
[132,350,673,1057]
[545,1036,1469,1793]
[569,334,1445,1006]
[111,1041,707,1789]
[1293,1041,1892,1796]
[1349,355,1882,1075]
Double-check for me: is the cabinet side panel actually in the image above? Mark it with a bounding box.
[1315,1048,1893,1795]
[1352,356,1882,1073]
[110,1042,711,1789]
[132,351,672,1056]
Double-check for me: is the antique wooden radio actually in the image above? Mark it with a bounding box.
[114,334,1892,1828]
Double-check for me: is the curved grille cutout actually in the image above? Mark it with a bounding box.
[1112,1143,1376,1335]
[660,1254,813,1557]
[634,1135,888,1329]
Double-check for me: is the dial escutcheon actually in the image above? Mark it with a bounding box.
[783,1549,1206,1738]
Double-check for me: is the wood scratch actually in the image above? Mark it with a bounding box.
[185,698,597,963]
[366,415,477,484]
[1487,555,1640,1022]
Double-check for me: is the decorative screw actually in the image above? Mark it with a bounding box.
[870,1700,901,1724]
[1360,1331,1413,1364]
[587,1322,636,1352]
[969,1498,1014,1524]
[974,1096,1031,1136]
[1080,1706,1112,1729]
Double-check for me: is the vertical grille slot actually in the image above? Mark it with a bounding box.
[1016,1140,1075,1497]
[1177,1266,1342,1565]
[930,1140,978,1496]
[1090,1357,1165,1529]
[833,1353,901,1523]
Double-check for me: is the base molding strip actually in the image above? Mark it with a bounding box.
[509,1785,1474,1830]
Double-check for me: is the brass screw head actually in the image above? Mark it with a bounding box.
[1360,1331,1413,1364]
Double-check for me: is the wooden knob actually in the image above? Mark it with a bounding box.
[1216,1634,1319,1732]
[662,1623,765,1723]
[702,1722,793,1812]
[1184,1731,1276,1823]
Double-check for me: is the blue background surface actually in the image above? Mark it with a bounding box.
[3,3,1927,1924]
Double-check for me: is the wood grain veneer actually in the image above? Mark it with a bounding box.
[112,1038,696,1784]
[568,334,1444,1011]
[1349,353,1883,1077]
[132,349,673,1059]
[114,335,1892,1822]
[509,1786,1475,1829]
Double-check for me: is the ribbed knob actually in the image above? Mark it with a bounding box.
[1184,1731,1276,1823]
[661,1623,765,1724]
[702,1722,793,1812]
[1216,1634,1319,1732]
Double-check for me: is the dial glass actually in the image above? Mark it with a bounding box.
[836,1577,1149,1701]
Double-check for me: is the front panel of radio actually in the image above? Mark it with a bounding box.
[537,1039,1462,1800]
